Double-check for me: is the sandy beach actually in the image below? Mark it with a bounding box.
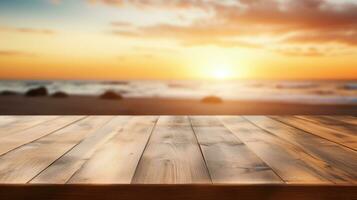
[0,95,356,115]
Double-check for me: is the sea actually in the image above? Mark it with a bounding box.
[0,80,356,105]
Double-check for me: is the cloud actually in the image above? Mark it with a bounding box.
[106,0,357,54]
[0,50,36,57]
[182,38,261,48]
[274,47,327,57]
[95,0,357,28]
[111,21,261,48]
[215,0,357,30]
[89,0,213,10]
[286,31,357,46]
[111,30,141,37]
[0,26,56,35]
[111,21,134,27]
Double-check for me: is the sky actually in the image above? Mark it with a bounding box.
[0,0,357,80]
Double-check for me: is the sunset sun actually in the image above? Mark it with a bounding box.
[203,56,235,80]
[211,68,232,80]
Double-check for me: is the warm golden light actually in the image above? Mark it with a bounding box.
[0,0,356,80]
[202,55,236,80]
[211,68,232,80]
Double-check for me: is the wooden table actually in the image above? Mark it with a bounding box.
[0,115,356,200]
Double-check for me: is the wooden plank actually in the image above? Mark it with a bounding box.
[0,185,356,200]
[220,116,353,184]
[0,116,85,156]
[274,116,357,150]
[246,116,357,180]
[156,115,191,126]
[297,116,356,136]
[190,116,282,184]
[68,116,158,184]
[0,116,58,138]
[132,116,211,184]
[0,116,111,183]
[190,116,223,127]
[325,116,357,126]
[31,116,130,184]
[0,116,20,126]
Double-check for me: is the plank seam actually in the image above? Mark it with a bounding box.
[0,116,88,158]
[63,117,131,184]
[249,116,328,159]
[295,116,356,137]
[272,116,356,152]
[0,116,61,139]
[130,116,160,183]
[241,116,343,184]
[245,116,331,163]
[245,116,356,184]
[28,116,115,184]
[219,116,286,184]
[297,116,356,128]
[188,116,213,184]
[324,116,357,126]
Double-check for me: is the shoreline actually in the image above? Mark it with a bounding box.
[0,95,356,115]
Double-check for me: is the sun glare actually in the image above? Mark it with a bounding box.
[206,58,235,80]
[211,68,231,80]
[190,51,246,80]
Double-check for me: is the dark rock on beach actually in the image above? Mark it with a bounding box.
[100,91,123,100]
[0,90,19,96]
[51,91,69,98]
[100,81,128,85]
[341,84,357,90]
[25,86,48,97]
[312,90,334,95]
[201,96,223,104]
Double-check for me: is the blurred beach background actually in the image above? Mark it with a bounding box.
[0,79,356,114]
[1,79,357,104]
[0,0,357,114]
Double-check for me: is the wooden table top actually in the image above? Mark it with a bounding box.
[0,115,356,185]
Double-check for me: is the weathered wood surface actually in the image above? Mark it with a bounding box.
[191,116,281,184]
[273,116,357,150]
[132,116,210,184]
[0,115,356,185]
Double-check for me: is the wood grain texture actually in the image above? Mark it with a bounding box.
[0,116,84,156]
[31,116,131,184]
[0,116,58,138]
[0,116,109,183]
[296,116,356,136]
[325,116,357,126]
[132,116,210,184]
[220,116,353,184]
[68,116,158,184]
[0,115,355,186]
[190,116,223,127]
[274,116,357,150]
[190,116,282,184]
[247,116,357,181]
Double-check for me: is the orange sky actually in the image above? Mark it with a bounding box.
[0,0,357,80]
